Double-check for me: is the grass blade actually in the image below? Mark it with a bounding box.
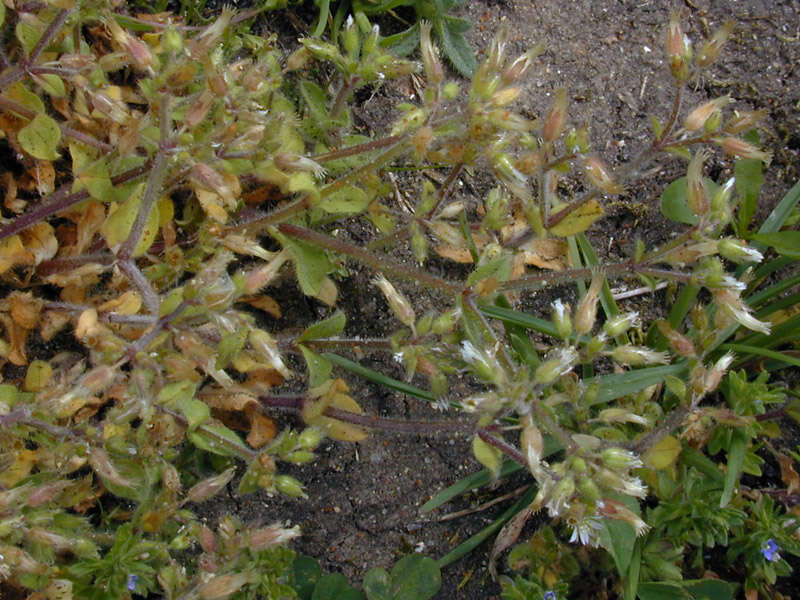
[322,352,436,403]
[421,460,523,513]
[585,363,687,405]
[436,485,538,568]
[722,344,800,369]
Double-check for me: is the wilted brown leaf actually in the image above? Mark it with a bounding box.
[21,222,58,265]
[519,237,569,270]
[777,452,800,495]
[0,234,34,274]
[240,295,282,319]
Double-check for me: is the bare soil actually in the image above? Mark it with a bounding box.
[200,0,800,598]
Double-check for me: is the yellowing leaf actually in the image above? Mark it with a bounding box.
[303,379,368,442]
[0,449,36,487]
[98,291,142,315]
[643,434,682,470]
[24,359,52,392]
[0,235,34,274]
[32,73,66,98]
[195,187,229,223]
[101,182,145,249]
[5,82,45,115]
[520,238,569,270]
[472,435,502,478]
[548,199,605,237]
[20,222,57,265]
[18,113,61,160]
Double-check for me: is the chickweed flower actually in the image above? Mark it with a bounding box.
[535,347,579,385]
[719,137,772,164]
[551,299,572,340]
[718,238,764,264]
[542,88,568,142]
[610,345,669,366]
[603,311,640,338]
[697,20,735,67]
[684,96,731,131]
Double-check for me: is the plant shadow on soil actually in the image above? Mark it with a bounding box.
[175,0,800,597]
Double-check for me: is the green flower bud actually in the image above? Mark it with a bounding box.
[286,450,316,464]
[297,427,325,449]
[432,310,458,335]
[577,478,602,503]
[718,238,764,263]
[603,311,640,337]
[534,348,578,385]
[163,27,184,53]
[275,474,307,498]
[443,81,460,99]
[601,447,643,471]
[551,299,572,340]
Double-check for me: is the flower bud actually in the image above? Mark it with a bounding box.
[535,347,579,385]
[710,177,735,225]
[420,21,443,85]
[248,524,300,550]
[286,46,311,71]
[717,238,764,263]
[373,275,416,334]
[362,24,380,56]
[551,299,572,340]
[461,341,505,385]
[583,156,624,194]
[714,289,771,334]
[275,474,307,498]
[502,46,542,84]
[578,478,602,503]
[684,97,730,131]
[249,329,291,378]
[490,86,521,108]
[697,20,735,67]
[196,572,253,600]
[723,110,767,134]
[598,499,650,535]
[610,345,669,366]
[597,408,649,426]
[546,476,575,517]
[666,13,691,81]
[574,272,604,335]
[298,427,325,449]
[185,467,236,504]
[542,88,568,142]
[565,127,590,154]
[601,447,644,471]
[432,309,458,334]
[163,27,184,54]
[687,150,709,216]
[342,15,360,59]
[603,311,640,338]
[719,137,772,164]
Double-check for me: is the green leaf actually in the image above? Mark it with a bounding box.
[318,185,370,214]
[434,18,476,77]
[323,353,437,404]
[15,21,41,55]
[734,158,764,235]
[623,539,643,600]
[33,73,66,98]
[682,579,737,600]
[311,574,365,600]
[466,253,511,286]
[363,555,441,600]
[720,428,748,507]
[281,235,333,296]
[585,363,687,405]
[599,520,636,577]
[293,556,323,600]
[300,80,332,126]
[0,4,5,28]
[187,424,246,458]
[300,346,333,388]
[215,329,248,370]
[472,435,502,478]
[751,231,800,259]
[756,178,800,235]
[298,311,347,342]
[382,24,420,57]
[178,396,210,430]
[660,177,720,225]
[636,582,689,600]
[70,143,114,201]
[363,568,392,600]
[18,113,61,160]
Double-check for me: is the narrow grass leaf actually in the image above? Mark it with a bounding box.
[720,428,748,507]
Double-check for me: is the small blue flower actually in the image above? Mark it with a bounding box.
[127,574,139,591]
[761,539,781,562]
[544,592,556,600]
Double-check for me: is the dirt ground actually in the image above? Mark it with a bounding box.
[196,1,800,598]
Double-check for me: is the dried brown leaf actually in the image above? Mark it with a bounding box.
[777,452,800,495]
[241,295,282,319]
[519,237,569,270]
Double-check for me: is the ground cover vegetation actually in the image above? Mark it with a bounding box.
[0,1,799,599]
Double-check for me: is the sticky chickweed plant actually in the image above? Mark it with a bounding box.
[0,2,798,599]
